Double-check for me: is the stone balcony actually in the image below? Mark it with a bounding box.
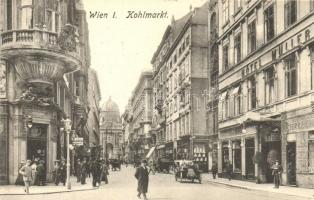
[0,26,81,89]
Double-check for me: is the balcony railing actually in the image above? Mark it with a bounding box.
[1,29,59,46]
[1,29,79,59]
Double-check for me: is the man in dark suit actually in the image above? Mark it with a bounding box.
[135,159,149,200]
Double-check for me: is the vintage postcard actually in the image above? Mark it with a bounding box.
[0,0,313,199]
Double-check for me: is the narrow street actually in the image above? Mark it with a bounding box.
[0,166,311,200]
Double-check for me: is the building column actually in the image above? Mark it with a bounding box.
[217,141,222,175]
[241,138,246,179]
[228,140,232,165]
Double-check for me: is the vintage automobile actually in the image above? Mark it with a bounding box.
[174,160,202,184]
[156,158,173,173]
[110,159,121,171]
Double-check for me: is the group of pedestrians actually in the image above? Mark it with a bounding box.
[74,158,109,187]
[17,159,46,194]
[52,160,67,186]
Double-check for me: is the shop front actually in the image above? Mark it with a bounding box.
[281,106,314,188]
[165,142,173,160]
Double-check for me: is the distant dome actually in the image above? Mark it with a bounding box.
[100,97,121,128]
[102,97,120,113]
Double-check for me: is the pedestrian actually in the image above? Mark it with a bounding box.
[135,159,149,200]
[19,160,33,194]
[225,160,232,181]
[31,159,38,186]
[211,162,218,179]
[272,160,283,189]
[148,160,155,175]
[100,159,109,184]
[81,158,88,184]
[15,161,25,186]
[36,160,46,186]
[91,159,101,187]
[60,160,66,186]
[52,160,61,185]
[76,159,82,183]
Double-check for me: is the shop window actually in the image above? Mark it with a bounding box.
[232,141,242,173]
[264,4,275,41]
[248,20,256,53]
[222,0,229,25]
[265,67,275,104]
[222,141,230,169]
[234,34,241,64]
[285,0,297,28]
[285,54,297,97]
[223,45,229,71]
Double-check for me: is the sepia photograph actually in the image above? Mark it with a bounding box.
[0,0,314,199]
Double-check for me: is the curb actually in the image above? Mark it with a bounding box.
[0,187,98,196]
[207,180,314,199]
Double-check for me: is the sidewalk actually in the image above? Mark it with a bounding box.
[0,176,99,195]
[205,174,314,199]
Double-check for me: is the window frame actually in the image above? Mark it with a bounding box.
[285,54,298,97]
[248,20,257,53]
[222,0,230,25]
[264,66,275,105]
[284,0,297,28]
[264,4,275,42]
[223,44,229,71]
[234,33,242,64]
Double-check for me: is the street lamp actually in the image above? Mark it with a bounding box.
[62,117,72,190]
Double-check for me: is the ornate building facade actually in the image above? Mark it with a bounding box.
[0,0,92,184]
[151,3,209,171]
[125,71,154,163]
[100,97,123,160]
[217,0,314,188]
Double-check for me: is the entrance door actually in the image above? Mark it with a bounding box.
[245,138,255,179]
[287,142,296,185]
[27,124,48,178]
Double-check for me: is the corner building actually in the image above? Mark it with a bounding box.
[217,0,314,187]
[151,3,209,172]
[0,0,91,184]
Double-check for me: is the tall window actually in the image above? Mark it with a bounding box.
[7,0,12,30]
[248,77,257,110]
[234,0,242,12]
[265,5,275,41]
[223,45,229,71]
[265,67,275,104]
[285,54,297,97]
[234,34,241,64]
[46,0,61,32]
[248,21,256,53]
[20,0,33,29]
[285,0,297,28]
[233,86,242,116]
[222,0,229,25]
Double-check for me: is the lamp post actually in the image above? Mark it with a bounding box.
[63,118,72,190]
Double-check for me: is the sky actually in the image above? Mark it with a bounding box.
[84,0,207,112]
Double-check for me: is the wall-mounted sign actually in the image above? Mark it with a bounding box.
[73,137,83,146]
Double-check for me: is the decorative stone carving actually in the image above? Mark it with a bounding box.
[57,24,78,52]
[0,62,6,99]
[20,86,56,107]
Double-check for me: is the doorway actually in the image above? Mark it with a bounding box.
[27,124,48,178]
[287,142,296,185]
[245,138,255,179]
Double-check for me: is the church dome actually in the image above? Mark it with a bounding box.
[100,97,122,128]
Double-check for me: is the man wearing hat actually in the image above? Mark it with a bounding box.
[19,160,33,194]
[36,160,46,186]
[272,160,283,188]
[76,158,82,183]
[135,159,149,200]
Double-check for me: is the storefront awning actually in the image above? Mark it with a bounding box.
[146,146,156,158]
[239,112,281,127]
[157,144,165,149]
